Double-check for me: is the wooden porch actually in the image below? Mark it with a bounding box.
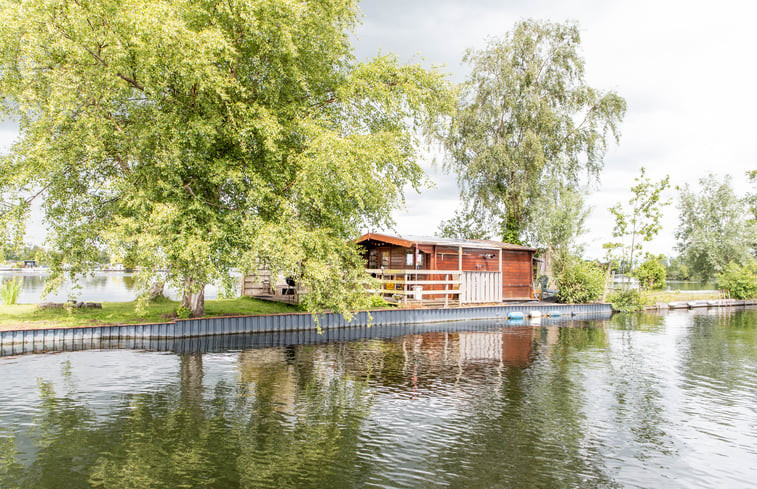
[368,268,505,307]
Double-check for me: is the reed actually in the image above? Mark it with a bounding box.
[0,278,22,305]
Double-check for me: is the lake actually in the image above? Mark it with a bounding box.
[0,308,755,488]
[0,270,232,303]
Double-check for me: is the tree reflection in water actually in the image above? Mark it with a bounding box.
[0,351,374,489]
[1,314,754,489]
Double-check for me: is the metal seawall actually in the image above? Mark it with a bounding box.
[0,303,612,356]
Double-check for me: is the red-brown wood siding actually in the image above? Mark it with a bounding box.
[434,246,461,271]
[359,242,533,300]
[501,250,532,298]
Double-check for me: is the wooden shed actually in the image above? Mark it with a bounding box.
[355,233,536,305]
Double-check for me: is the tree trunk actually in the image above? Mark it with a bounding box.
[181,277,205,318]
[147,281,165,300]
[501,213,523,245]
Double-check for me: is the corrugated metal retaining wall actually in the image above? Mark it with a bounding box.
[0,303,611,356]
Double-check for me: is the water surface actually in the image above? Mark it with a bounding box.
[0,270,229,303]
[0,309,755,488]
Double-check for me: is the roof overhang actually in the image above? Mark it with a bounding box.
[354,233,414,248]
[354,233,537,252]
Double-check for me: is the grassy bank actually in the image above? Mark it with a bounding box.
[644,290,721,304]
[0,297,298,331]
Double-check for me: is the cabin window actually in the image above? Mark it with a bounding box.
[406,251,424,268]
[368,250,378,269]
[380,250,390,268]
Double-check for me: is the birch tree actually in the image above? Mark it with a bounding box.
[445,19,625,243]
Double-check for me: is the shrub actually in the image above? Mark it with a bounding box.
[176,305,192,319]
[634,256,666,289]
[716,260,757,299]
[0,278,22,305]
[367,294,392,309]
[556,259,607,303]
[608,287,646,312]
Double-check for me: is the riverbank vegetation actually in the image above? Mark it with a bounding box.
[716,261,757,300]
[0,297,297,331]
[555,258,606,304]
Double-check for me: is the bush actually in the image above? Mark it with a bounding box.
[0,278,22,305]
[634,256,666,289]
[176,305,192,319]
[556,259,607,303]
[367,294,392,309]
[716,260,757,299]
[608,287,646,312]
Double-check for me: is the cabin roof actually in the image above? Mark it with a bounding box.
[354,233,537,252]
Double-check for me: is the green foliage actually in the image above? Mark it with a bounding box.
[445,19,626,242]
[634,255,666,290]
[555,258,607,304]
[605,167,670,278]
[676,174,756,281]
[747,170,757,225]
[608,288,646,312]
[522,181,589,257]
[716,260,757,300]
[367,294,392,309]
[664,255,692,281]
[0,278,21,305]
[2,243,45,263]
[0,0,456,318]
[437,205,499,240]
[175,305,192,320]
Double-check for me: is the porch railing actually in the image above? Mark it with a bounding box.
[366,269,462,306]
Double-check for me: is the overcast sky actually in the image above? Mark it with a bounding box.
[3,0,756,258]
[353,0,757,258]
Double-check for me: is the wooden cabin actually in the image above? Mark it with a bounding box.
[355,233,536,305]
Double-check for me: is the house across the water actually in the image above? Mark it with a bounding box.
[355,233,537,306]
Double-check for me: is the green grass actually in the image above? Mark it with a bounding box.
[644,290,721,304]
[0,297,299,330]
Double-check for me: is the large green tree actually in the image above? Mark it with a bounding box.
[675,174,755,281]
[444,19,626,243]
[0,0,455,316]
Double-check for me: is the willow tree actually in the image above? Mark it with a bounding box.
[445,20,626,243]
[0,0,455,316]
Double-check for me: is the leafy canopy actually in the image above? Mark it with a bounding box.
[436,204,500,240]
[445,19,625,243]
[675,174,756,281]
[0,0,455,316]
